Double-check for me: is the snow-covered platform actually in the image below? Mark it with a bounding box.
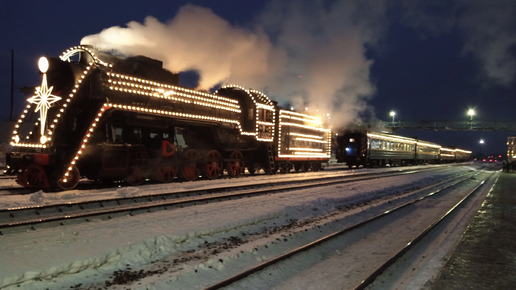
[432,171,516,289]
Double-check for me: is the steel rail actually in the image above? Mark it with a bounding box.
[202,173,483,290]
[352,174,494,290]
[0,168,431,235]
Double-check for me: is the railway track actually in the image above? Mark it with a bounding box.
[0,167,435,235]
[0,168,346,194]
[201,170,494,290]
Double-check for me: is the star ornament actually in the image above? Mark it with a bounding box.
[27,73,62,138]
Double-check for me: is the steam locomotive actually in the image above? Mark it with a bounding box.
[6,45,331,190]
[334,126,471,168]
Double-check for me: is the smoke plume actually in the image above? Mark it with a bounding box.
[82,5,286,91]
[82,0,516,128]
[400,0,516,87]
[255,0,388,126]
[82,2,384,127]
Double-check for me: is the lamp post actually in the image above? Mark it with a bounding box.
[479,139,485,158]
[468,109,475,121]
[467,109,476,129]
[390,111,396,123]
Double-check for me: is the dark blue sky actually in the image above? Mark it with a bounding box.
[1,0,515,156]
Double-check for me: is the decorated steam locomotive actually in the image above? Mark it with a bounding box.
[6,45,331,190]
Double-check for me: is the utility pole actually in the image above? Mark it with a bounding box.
[10,49,14,122]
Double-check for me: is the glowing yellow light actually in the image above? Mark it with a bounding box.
[295,138,327,143]
[27,73,62,137]
[289,148,323,152]
[38,57,49,73]
[289,132,323,139]
[368,133,417,144]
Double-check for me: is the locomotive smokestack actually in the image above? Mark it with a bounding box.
[78,45,96,65]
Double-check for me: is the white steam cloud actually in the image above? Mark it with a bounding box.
[256,0,388,126]
[82,2,384,127]
[400,0,516,87]
[82,5,286,90]
[457,0,516,87]
[81,0,516,128]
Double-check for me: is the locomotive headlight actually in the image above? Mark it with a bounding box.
[14,135,20,143]
[40,135,47,144]
[38,57,49,73]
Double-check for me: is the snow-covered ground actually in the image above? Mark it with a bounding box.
[0,163,498,289]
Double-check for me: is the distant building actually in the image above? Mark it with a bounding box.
[508,136,516,162]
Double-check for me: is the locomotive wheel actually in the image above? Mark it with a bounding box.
[18,164,49,188]
[310,163,320,172]
[125,166,146,186]
[228,151,244,177]
[56,166,80,191]
[203,150,223,180]
[182,149,201,181]
[155,155,179,183]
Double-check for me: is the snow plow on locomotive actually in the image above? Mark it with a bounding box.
[6,45,331,190]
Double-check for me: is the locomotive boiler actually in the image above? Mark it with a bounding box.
[6,45,331,190]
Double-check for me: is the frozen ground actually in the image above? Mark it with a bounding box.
[0,163,498,289]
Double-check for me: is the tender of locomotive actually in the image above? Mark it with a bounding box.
[335,127,471,168]
[6,45,331,190]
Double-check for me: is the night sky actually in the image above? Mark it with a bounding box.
[1,0,515,156]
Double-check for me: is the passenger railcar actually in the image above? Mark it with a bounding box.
[6,45,331,190]
[440,147,472,163]
[454,148,472,162]
[335,127,471,168]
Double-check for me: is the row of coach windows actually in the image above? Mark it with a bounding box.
[370,138,414,151]
[418,146,440,154]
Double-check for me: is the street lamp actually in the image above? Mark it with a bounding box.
[390,111,396,123]
[479,139,485,158]
[468,109,475,121]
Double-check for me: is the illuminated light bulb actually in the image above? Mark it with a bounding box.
[38,57,49,73]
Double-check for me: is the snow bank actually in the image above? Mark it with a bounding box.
[0,210,282,289]
[28,190,81,204]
